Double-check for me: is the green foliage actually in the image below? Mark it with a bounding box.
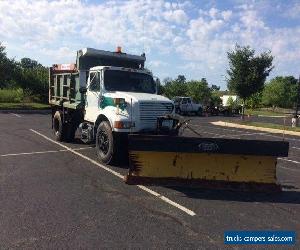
[262,76,298,109]
[227,45,273,101]
[210,92,222,106]
[0,43,48,103]
[161,75,222,105]
[0,42,19,88]
[163,77,188,98]
[186,78,211,105]
[226,96,235,107]
[0,88,24,103]
[246,92,263,109]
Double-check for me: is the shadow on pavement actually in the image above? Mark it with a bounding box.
[165,186,300,204]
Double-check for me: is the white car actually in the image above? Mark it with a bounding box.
[173,97,203,116]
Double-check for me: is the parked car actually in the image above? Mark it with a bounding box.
[173,97,203,116]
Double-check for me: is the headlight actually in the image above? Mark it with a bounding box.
[114,121,135,129]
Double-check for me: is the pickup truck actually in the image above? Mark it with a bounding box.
[49,47,175,164]
[173,96,203,116]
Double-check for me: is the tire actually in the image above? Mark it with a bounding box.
[64,122,77,142]
[178,108,184,116]
[95,121,117,165]
[197,108,203,116]
[53,111,65,141]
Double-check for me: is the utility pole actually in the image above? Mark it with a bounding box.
[296,75,300,117]
[292,75,300,127]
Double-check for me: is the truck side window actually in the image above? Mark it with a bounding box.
[181,98,187,104]
[89,72,100,92]
[187,98,191,104]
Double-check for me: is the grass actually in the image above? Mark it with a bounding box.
[234,120,300,132]
[245,108,292,117]
[0,88,24,102]
[0,102,50,110]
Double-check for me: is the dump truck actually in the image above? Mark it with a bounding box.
[49,47,289,191]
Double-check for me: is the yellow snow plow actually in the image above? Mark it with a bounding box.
[125,118,289,192]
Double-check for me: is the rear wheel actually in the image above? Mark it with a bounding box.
[197,108,203,116]
[53,111,65,141]
[96,121,117,165]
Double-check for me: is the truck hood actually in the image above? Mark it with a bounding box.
[105,91,172,103]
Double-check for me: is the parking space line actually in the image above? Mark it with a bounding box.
[30,129,196,217]
[0,147,93,157]
[9,113,21,117]
[278,166,300,172]
[278,158,300,165]
[210,124,300,142]
[292,146,300,150]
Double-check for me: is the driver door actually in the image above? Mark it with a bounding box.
[181,98,188,112]
[85,71,101,122]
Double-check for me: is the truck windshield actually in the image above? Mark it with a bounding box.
[104,70,155,93]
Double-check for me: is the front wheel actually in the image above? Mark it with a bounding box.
[197,108,203,116]
[96,121,116,165]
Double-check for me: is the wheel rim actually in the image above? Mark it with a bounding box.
[54,118,60,135]
[97,129,109,155]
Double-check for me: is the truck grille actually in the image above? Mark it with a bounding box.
[139,102,174,124]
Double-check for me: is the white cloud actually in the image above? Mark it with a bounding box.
[148,60,168,68]
[0,0,300,87]
[163,9,188,24]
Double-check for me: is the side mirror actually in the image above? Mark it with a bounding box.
[79,86,87,94]
[153,76,159,94]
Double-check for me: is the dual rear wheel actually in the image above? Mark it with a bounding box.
[53,111,125,165]
[53,111,76,142]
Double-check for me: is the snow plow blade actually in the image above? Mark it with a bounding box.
[125,135,289,192]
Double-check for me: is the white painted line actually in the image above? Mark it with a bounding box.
[292,146,300,150]
[257,115,287,118]
[0,147,93,157]
[30,129,196,216]
[1,149,67,157]
[10,113,21,117]
[137,185,196,216]
[278,158,300,165]
[278,166,300,172]
[202,124,300,142]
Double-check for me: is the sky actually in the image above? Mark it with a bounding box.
[0,0,300,89]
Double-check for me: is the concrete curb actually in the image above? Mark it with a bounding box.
[0,109,51,114]
[211,121,300,137]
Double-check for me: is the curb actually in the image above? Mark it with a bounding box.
[0,109,51,114]
[211,121,300,137]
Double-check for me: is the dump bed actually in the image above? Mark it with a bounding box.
[49,64,83,109]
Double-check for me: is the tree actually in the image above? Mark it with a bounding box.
[175,75,186,84]
[187,78,211,104]
[211,84,220,91]
[20,58,40,69]
[163,76,188,99]
[0,42,19,88]
[227,45,273,118]
[246,92,263,109]
[262,76,298,109]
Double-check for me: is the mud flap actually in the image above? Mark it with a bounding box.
[125,135,289,192]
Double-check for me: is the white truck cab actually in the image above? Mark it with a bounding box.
[84,65,174,133]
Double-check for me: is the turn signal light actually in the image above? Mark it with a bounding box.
[114,121,135,129]
[116,46,122,53]
[114,98,126,105]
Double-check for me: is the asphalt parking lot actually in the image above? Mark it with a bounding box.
[0,112,299,249]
